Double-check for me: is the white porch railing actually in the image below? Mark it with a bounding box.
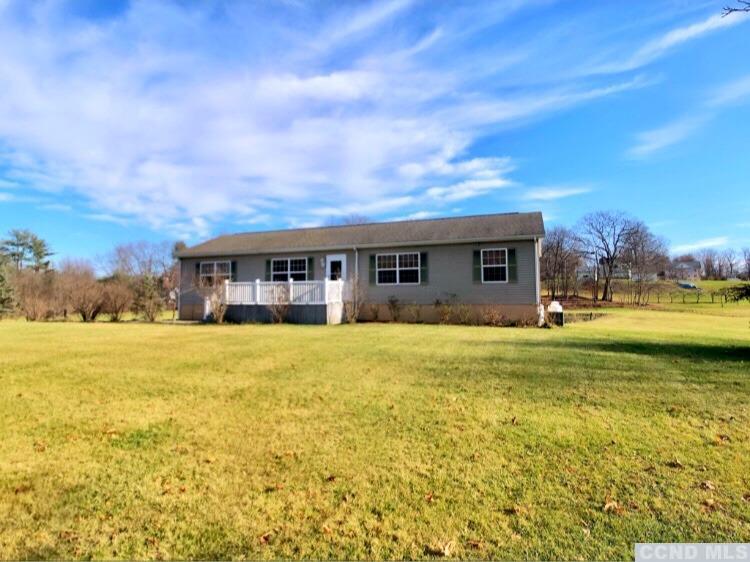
[224,279,347,306]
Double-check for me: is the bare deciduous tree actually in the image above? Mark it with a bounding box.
[58,260,106,322]
[577,211,635,302]
[699,249,720,279]
[106,241,175,278]
[325,214,371,226]
[720,248,738,279]
[12,269,59,321]
[541,226,581,300]
[723,1,750,15]
[102,275,134,322]
[742,247,750,280]
[622,221,669,306]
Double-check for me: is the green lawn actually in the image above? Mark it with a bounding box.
[0,309,749,560]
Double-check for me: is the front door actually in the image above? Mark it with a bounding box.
[326,254,347,280]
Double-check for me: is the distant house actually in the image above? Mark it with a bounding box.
[176,212,545,324]
[576,261,632,282]
[670,260,701,280]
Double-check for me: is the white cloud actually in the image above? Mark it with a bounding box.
[627,115,708,158]
[709,74,750,107]
[38,202,72,212]
[671,236,729,254]
[0,2,726,238]
[597,11,750,73]
[0,192,13,202]
[523,186,591,201]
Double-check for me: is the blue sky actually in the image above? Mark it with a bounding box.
[0,0,749,260]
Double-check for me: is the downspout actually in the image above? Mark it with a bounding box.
[534,237,541,305]
[354,246,359,312]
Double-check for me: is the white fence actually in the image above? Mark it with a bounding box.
[224,279,347,306]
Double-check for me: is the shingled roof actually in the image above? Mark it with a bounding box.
[177,211,545,258]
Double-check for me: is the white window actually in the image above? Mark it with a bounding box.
[272,258,308,282]
[199,261,232,287]
[376,252,420,285]
[481,248,508,283]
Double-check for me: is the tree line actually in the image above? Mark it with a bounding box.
[0,229,185,322]
[542,211,750,305]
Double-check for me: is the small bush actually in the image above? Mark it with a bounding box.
[387,295,401,322]
[434,293,458,324]
[405,302,421,323]
[481,306,507,327]
[102,276,134,322]
[455,303,473,325]
[367,302,380,322]
[133,275,164,322]
[266,284,290,324]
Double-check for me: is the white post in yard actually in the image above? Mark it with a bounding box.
[224,279,229,304]
[289,278,293,304]
[255,278,261,305]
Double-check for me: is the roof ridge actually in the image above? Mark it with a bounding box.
[224,211,528,239]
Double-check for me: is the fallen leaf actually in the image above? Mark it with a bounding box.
[701,498,718,513]
[700,481,715,491]
[603,500,623,515]
[715,434,731,444]
[259,531,272,545]
[424,541,455,557]
[14,484,32,494]
[467,539,483,550]
[33,441,46,453]
[425,492,434,503]
[322,525,332,535]
[325,474,336,482]
[666,459,683,469]
[511,416,518,425]
[742,492,750,503]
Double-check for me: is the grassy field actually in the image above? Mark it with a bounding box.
[1,308,749,560]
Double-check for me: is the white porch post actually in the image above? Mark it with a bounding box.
[255,278,260,305]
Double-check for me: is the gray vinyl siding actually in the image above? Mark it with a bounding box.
[358,241,537,305]
[179,239,538,318]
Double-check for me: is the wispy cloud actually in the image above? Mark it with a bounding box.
[0,2,742,238]
[629,66,750,158]
[523,186,591,201]
[0,192,13,202]
[38,203,72,212]
[708,73,750,106]
[671,236,729,254]
[596,12,750,74]
[628,115,708,158]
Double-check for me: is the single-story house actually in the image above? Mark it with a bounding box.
[176,211,545,324]
[669,259,702,280]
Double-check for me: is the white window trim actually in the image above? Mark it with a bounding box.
[199,260,232,287]
[271,256,308,282]
[375,252,420,286]
[481,248,509,284]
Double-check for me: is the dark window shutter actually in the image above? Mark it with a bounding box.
[265,259,271,281]
[231,261,238,282]
[420,252,428,285]
[473,250,481,284]
[369,254,376,285]
[195,262,201,286]
[307,257,315,280]
[508,248,518,283]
